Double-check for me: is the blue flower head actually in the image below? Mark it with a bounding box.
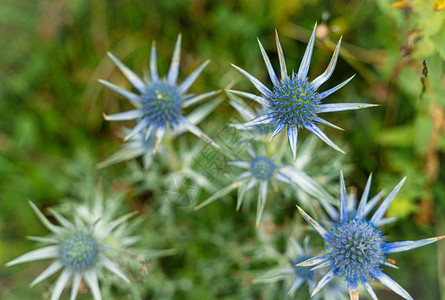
[296,171,445,300]
[6,201,136,300]
[229,24,377,159]
[194,146,336,227]
[99,34,221,166]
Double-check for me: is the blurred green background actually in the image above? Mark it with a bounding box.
[1,0,445,299]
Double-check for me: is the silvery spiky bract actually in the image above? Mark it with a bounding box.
[296,172,445,300]
[256,237,348,299]
[6,201,135,300]
[97,127,157,169]
[99,34,221,167]
[229,24,377,159]
[227,91,278,140]
[194,146,336,226]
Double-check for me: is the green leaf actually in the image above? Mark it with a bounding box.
[413,113,433,154]
[375,124,414,147]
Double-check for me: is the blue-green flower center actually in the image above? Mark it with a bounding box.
[250,156,275,180]
[142,82,182,125]
[269,76,319,128]
[327,219,385,282]
[292,255,314,281]
[60,232,98,270]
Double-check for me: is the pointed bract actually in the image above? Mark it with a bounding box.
[318,75,355,100]
[269,121,285,141]
[30,261,64,287]
[256,181,269,226]
[51,269,72,300]
[167,34,182,85]
[107,52,146,93]
[298,23,317,80]
[339,170,348,221]
[178,60,210,94]
[371,269,413,300]
[304,122,345,154]
[287,126,299,160]
[296,205,331,240]
[99,79,141,105]
[70,274,82,300]
[313,116,344,131]
[257,38,279,86]
[361,277,378,300]
[227,89,270,107]
[384,236,445,254]
[317,102,378,114]
[370,177,406,225]
[356,173,373,219]
[296,254,329,267]
[149,41,159,82]
[231,64,272,97]
[311,269,335,297]
[311,37,342,89]
[275,30,288,80]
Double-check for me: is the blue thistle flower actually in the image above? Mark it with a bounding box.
[194,146,336,226]
[6,201,135,300]
[99,34,221,166]
[229,24,377,159]
[296,172,445,300]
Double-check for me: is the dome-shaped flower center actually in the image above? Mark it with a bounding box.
[292,255,314,281]
[60,232,98,270]
[327,219,385,282]
[250,156,275,180]
[142,82,182,125]
[269,76,319,128]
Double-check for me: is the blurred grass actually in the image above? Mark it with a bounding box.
[0,0,444,299]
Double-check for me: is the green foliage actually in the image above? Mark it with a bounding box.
[0,0,444,299]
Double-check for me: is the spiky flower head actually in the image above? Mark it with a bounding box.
[194,146,336,226]
[99,34,221,167]
[6,201,135,300]
[229,24,377,159]
[296,172,445,300]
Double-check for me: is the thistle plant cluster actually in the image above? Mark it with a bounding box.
[6,22,444,300]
